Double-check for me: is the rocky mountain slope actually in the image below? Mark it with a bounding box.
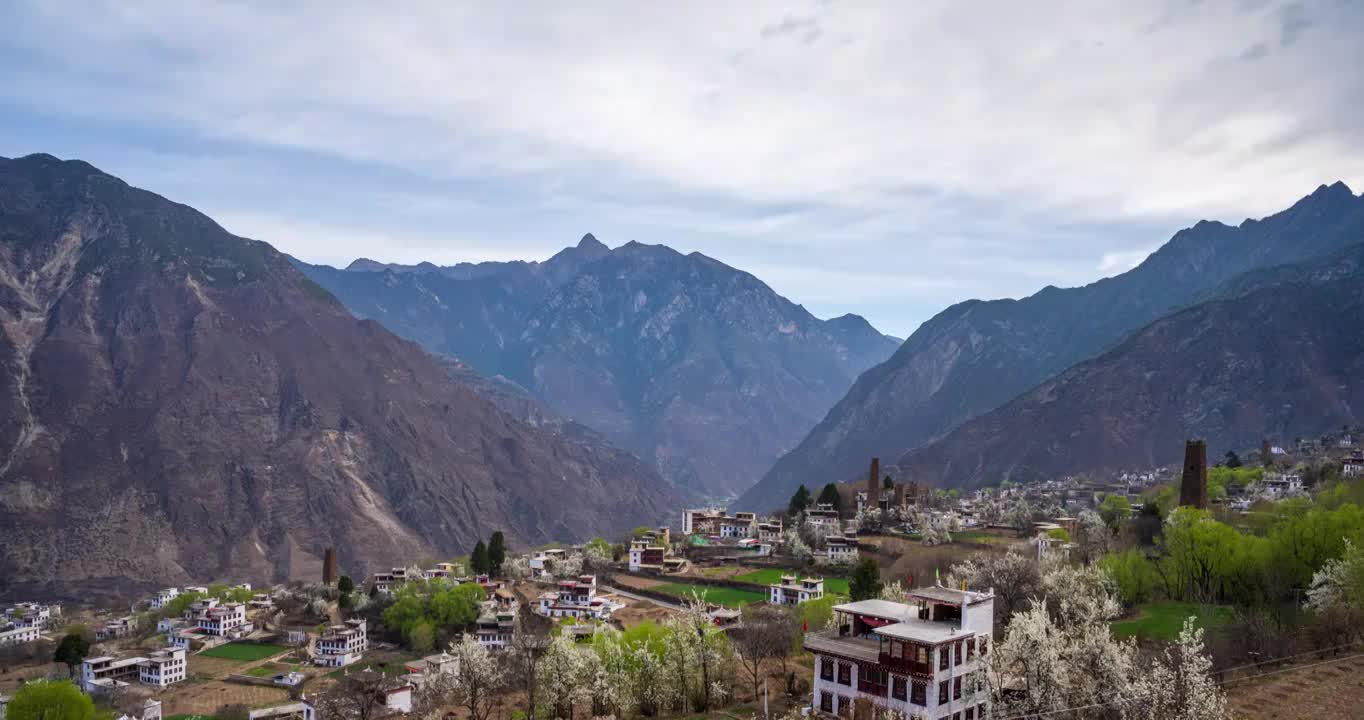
[298,239,899,497]
[894,243,1364,488]
[0,154,677,597]
[740,182,1364,510]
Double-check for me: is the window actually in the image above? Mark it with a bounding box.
[966,708,975,720]
[954,677,962,700]
[891,640,903,659]
[939,647,949,671]
[820,692,832,712]
[911,680,927,706]
[955,640,964,666]
[968,637,976,660]
[892,675,907,700]
[981,637,990,655]
[821,657,834,681]
[939,681,949,705]
[953,714,961,720]
[915,645,929,665]
[838,662,851,686]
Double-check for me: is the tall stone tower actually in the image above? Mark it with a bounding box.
[1262,438,1273,466]
[867,457,881,510]
[323,547,338,585]
[1179,440,1208,509]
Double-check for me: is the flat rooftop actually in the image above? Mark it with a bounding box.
[832,599,919,623]
[803,633,881,663]
[909,587,993,606]
[876,619,976,644]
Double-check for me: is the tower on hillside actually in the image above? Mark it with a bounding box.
[323,547,338,585]
[1262,438,1273,466]
[866,457,881,511]
[1179,440,1208,509]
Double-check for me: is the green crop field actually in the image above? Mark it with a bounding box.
[199,642,288,662]
[733,569,850,595]
[652,583,766,607]
[1110,602,1233,641]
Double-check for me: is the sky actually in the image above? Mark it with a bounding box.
[2,1,1361,338]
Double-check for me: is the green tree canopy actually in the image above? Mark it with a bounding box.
[488,531,507,576]
[6,680,96,720]
[882,475,894,490]
[337,575,355,594]
[1098,494,1133,527]
[471,540,491,575]
[817,483,842,513]
[788,485,812,516]
[53,633,90,677]
[1223,450,1242,468]
[848,558,882,601]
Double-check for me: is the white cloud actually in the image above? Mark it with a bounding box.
[2,0,1361,336]
[1097,247,1159,276]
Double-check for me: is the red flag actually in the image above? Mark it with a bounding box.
[802,619,808,633]
[907,573,913,587]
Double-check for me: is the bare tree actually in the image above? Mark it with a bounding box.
[505,607,554,720]
[732,604,792,701]
[312,670,390,720]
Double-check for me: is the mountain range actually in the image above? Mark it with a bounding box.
[895,241,1364,488]
[740,182,1364,509]
[0,154,677,595]
[297,238,900,497]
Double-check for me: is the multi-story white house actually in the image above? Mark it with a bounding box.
[684,509,758,538]
[628,540,666,572]
[804,588,994,719]
[423,562,464,581]
[824,534,859,564]
[0,625,41,646]
[536,575,621,620]
[95,616,137,642]
[150,588,182,611]
[81,655,147,692]
[138,647,187,687]
[757,519,784,545]
[528,549,567,580]
[370,568,412,594]
[187,599,250,638]
[770,576,825,605]
[474,607,517,649]
[4,602,61,629]
[1343,452,1364,478]
[805,504,842,532]
[314,619,368,667]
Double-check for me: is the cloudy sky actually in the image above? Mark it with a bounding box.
[2,1,1361,337]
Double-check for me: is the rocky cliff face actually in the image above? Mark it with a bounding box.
[298,238,899,498]
[739,182,1364,510]
[893,243,1364,488]
[0,154,677,597]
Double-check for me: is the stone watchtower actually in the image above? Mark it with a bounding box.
[1179,440,1208,509]
[323,547,338,585]
[866,457,881,510]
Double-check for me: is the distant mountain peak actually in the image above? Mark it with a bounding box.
[345,258,386,272]
[578,233,607,252]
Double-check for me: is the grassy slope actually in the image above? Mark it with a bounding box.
[1110,602,1233,641]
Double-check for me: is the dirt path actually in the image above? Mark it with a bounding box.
[1225,652,1364,720]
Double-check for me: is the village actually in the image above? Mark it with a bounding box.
[2,432,1363,720]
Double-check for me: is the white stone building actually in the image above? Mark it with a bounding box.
[805,589,994,719]
[187,599,251,638]
[474,607,517,649]
[824,534,859,564]
[4,602,61,629]
[314,619,368,667]
[536,575,621,620]
[0,625,40,646]
[150,588,181,610]
[138,647,187,687]
[770,576,825,605]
